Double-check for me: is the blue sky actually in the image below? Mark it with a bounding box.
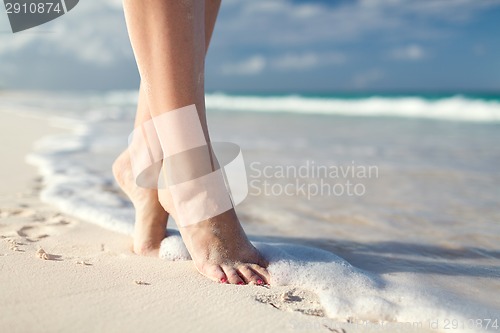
[0,0,499,92]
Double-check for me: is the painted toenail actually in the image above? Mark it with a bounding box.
[220,277,227,283]
[237,281,244,285]
[257,279,263,285]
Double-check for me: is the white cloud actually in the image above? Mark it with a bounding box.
[352,69,384,88]
[272,53,319,71]
[0,0,498,89]
[389,44,427,61]
[1,0,495,66]
[272,52,345,71]
[221,55,267,75]
[216,0,499,48]
[0,0,132,65]
[222,51,345,75]
[389,0,499,22]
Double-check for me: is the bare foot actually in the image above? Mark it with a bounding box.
[159,186,270,285]
[113,151,168,256]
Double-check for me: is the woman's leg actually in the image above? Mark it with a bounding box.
[114,0,222,257]
[113,83,169,257]
[122,0,269,284]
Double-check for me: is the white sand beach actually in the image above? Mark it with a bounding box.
[0,110,417,333]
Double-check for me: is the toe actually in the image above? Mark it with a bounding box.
[202,264,227,284]
[238,265,262,285]
[222,265,245,285]
[249,264,271,285]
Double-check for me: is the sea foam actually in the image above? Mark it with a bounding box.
[159,235,494,332]
[205,93,500,123]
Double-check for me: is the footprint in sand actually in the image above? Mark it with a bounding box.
[0,209,78,263]
[255,288,326,317]
[17,216,76,241]
[0,208,24,219]
[1,212,77,242]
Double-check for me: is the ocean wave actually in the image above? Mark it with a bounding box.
[205,93,500,122]
[26,116,136,236]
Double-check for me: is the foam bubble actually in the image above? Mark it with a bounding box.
[159,233,191,261]
[255,242,496,331]
[155,238,490,330]
[26,117,136,235]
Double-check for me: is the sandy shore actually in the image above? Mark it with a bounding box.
[0,110,330,333]
[0,110,426,333]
